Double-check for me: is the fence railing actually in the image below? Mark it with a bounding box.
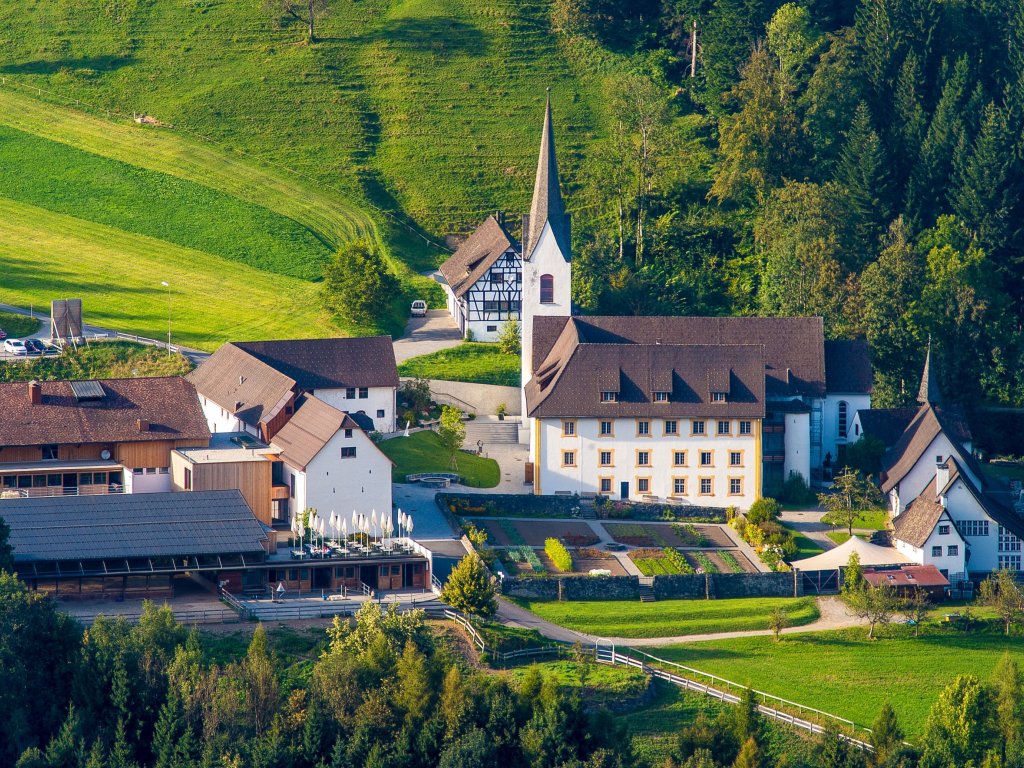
[596,646,876,751]
[68,606,242,626]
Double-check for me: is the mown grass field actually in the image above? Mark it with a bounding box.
[378,429,501,487]
[512,597,820,639]
[398,343,521,387]
[652,626,1024,738]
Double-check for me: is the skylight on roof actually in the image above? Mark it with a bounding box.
[70,380,105,401]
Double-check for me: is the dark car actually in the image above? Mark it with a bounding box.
[23,338,45,355]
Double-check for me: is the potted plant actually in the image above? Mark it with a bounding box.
[496,403,507,421]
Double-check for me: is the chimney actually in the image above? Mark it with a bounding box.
[28,380,41,405]
[936,459,950,496]
[136,418,150,432]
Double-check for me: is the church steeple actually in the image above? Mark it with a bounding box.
[917,338,941,405]
[523,91,571,262]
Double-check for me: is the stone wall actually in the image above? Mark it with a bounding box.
[439,492,728,522]
[500,571,801,601]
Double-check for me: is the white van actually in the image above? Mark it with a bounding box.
[410,300,427,317]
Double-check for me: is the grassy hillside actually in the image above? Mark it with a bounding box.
[0,0,618,239]
[0,0,632,344]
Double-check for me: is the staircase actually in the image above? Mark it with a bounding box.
[638,576,656,603]
[463,417,520,449]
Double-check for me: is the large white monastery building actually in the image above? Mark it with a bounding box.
[441,96,873,506]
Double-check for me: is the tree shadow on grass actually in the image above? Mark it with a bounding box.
[358,15,489,58]
[0,55,135,76]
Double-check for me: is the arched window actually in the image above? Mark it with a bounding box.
[540,274,554,304]
[837,401,848,437]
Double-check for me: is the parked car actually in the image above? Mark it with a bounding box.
[3,339,27,356]
[0,328,7,341]
[23,338,45,355]
[410,300,428,317]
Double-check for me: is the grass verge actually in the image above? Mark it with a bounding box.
[398,343,520,388]
[378,429,500,488]
[512,597,820,639]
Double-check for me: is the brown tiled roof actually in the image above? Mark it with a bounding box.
[270,395,352,471]
[188,343,296,429]
[863,565,949,588]
[0,377,210,447]
[234,337,399,390]
[824,340,872,393]
[880,403,974,493]
[529,315,826,398]
[525,320,766,418]
[893,479,947,547]
[856,407,919,447]
[439,216,519,298]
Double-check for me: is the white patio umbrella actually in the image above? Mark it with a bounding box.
[371,509,379,541]
[398,509,406,538]
[341,518,348,549]
[406,517,414,541]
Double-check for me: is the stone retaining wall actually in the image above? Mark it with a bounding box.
[401,378,522,416]
[439,492,727,522]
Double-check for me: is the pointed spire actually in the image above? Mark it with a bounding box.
[523,90,571,262]
[917,337,941,405]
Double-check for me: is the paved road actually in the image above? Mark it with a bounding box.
[393,309,462,364]
[780,508,837,551]
[497,595,872,647]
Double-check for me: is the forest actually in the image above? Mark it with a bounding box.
[555,0,1024,424]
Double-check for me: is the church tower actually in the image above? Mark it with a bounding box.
[520,92,572,436]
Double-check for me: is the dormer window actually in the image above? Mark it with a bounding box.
[712,392,727,403]
[601,391,618,403]
[654,391,669,402]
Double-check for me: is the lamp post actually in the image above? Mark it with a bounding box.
[160,281,171,356]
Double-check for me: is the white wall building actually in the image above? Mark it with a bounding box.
[271,395,392,524]
[439,216,522,343]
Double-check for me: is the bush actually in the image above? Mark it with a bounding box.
[747,497,782,525]
[321,240,400,327]
[781,474,816,505]
[662,548,695,574]
[545,538,573,572]
[497,319,520,355]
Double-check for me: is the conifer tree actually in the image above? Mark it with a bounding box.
[835,101,892,255]
[870,702,905,765]
[891,53,927,188]
[732,736,763,768]
[441,554,496,618]
[152,691,182,768]
[395,641,434,725]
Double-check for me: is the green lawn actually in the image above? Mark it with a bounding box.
[983,462,1024,484]
[0,309,41,338]
[825,531,869,546]
[398,343,521,388]
[512,597,820,639]
[849,510,890,530]
[788,531,825,560]
[0,341,192,381]
[651,626,1024,738]
[507,660,648,703]
[378,429,500,487]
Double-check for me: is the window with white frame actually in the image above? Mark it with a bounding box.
[600,478,612,493]
[562,451,576,467]
[999,554,1022,570]
[664,419,678,435]
[961,520,989,537]
[717,420,730,435]
[673,478,686,495]
[931,546,942,557]
[699,478,712,495]
[739,420,752,435]
[601,391,618,403]
[700,451,713,466]
[729,451,742,467]
[673,451,687,467]
[654,391,669,402]
[600,420,614,435]
[947,545,958,557]
[637,478,650,493]
[637,420,650,436]
[600,451,613,467]
[712,392,727,402]
[692,420,705,435]
[637,451,651,467]
[729,478,742,495]
[562,419,576,436]
[938,524,950,535]
[1000,525,1022,552]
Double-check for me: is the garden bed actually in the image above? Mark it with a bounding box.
[470,518,599,547]
[605,522,733,548]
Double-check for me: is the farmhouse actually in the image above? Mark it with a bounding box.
[0,377,210,498]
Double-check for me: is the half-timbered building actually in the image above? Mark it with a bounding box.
[439,214,522,342]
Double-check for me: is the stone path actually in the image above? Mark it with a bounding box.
[392,309,462,364]
[496,596,870,647]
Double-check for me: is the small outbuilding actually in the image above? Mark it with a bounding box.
[862,564,949,598]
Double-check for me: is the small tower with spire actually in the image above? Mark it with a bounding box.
[917,338,941,405]
[520,90,572,429]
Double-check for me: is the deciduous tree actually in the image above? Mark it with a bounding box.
[321,241,400,330]
[819,468,885,535]
[979,570,1024,635]
[437,405,466,471]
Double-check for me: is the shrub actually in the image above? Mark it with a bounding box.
[781,473,816,504]
[321,240,400,327]
[497,319,520,355]
[545,538,573,572]
[747,498,782,525]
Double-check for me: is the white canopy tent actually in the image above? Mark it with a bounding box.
[791,536,911,571]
